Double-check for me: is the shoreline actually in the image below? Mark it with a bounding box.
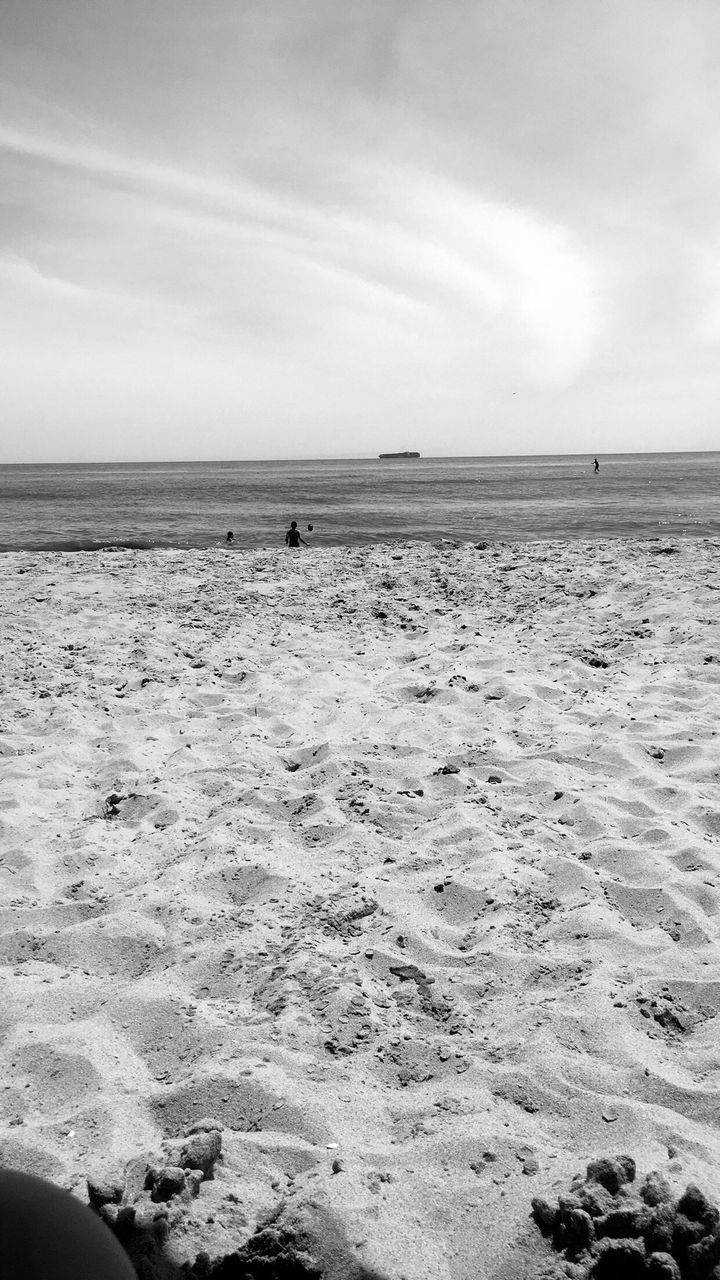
[2,528,719,556]
[2,537,720,1276]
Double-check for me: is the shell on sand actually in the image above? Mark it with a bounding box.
[1,538,720,1277]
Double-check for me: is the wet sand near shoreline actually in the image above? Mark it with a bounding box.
[1,537,719,1277]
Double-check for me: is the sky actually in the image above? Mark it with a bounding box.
[2,1,720,462]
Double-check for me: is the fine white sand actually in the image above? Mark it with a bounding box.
[1,537,720,1277]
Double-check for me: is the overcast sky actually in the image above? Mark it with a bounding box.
[2,1,720,461]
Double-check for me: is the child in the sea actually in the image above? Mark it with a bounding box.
[285,520,308,548]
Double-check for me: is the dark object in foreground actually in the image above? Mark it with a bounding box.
[87,1124,388,1280]
[0,1168,136,1279]
[532,1154,720,1277]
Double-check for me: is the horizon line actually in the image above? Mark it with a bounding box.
[1,447,719,467]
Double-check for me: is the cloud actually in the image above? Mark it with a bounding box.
[365,170,601,382]
[0,115,601,391]
[0,122,291,230]
[2,0,720,458]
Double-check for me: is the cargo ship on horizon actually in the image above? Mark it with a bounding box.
[378,451,420,459]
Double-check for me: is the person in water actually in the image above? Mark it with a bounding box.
[285,520,308,548]
[225,531,234,544]
[593,457,600,473]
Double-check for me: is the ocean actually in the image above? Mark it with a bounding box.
[0,453,718,552]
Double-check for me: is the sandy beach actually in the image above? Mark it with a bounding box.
[2,536,720,1278]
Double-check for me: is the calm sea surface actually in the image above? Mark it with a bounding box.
[0,453,718,552]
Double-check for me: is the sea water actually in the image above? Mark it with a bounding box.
[0,453,718,552]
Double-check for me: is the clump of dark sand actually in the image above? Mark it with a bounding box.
[87,1121,385,1280]
[532,1154,720,1278]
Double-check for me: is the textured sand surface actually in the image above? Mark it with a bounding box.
[1,538,719,1277]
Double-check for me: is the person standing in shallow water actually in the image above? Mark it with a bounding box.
[593,457,600,473]
[285,520,308,548]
